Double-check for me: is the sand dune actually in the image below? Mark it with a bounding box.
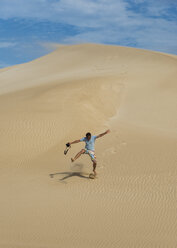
[0,44,177,248]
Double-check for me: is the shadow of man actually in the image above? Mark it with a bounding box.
[49,163,89,181]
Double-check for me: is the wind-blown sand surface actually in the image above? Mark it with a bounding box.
[0,44,176,248]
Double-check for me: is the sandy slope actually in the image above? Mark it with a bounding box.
[0,44,176,248]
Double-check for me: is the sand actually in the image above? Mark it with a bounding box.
[0,44,176,248]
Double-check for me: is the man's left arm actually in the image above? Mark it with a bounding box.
[96,129,110,139]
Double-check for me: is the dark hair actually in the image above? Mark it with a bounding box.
[86,132,91,137]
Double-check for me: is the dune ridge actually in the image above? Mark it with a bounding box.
[0,44,176,248]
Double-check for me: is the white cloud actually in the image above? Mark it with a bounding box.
[0,0,129,27]
[0,41,17,48]
[0,0,177,54]
[52,0,130,27]
[131,0,177,17]
[0,0,176,29]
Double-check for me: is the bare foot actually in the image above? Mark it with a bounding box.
[71,158,75,162]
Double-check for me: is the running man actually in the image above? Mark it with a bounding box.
[68,129,110,176]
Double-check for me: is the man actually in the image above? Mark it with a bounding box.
[68,129,110,176]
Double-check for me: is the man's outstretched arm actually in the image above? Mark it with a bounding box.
[96,129,110,139]
[68,139,80,145]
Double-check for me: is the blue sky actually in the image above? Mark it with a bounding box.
[0,0,177,68]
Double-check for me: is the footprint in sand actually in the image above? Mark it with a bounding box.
[111,149,117,154]
[121,141,127,146]
[104,147,117,154]
[98,165,104,169]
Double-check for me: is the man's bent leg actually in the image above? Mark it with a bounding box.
[71,149,85,162]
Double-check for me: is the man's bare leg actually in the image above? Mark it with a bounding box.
[71,149,85,162]
[93,160,97,176]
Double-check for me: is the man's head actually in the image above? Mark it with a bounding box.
[86,132,91,140]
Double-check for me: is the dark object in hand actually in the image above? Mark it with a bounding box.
[64,143,71,155]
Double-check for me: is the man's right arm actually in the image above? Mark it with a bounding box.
[68,139,80,145]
